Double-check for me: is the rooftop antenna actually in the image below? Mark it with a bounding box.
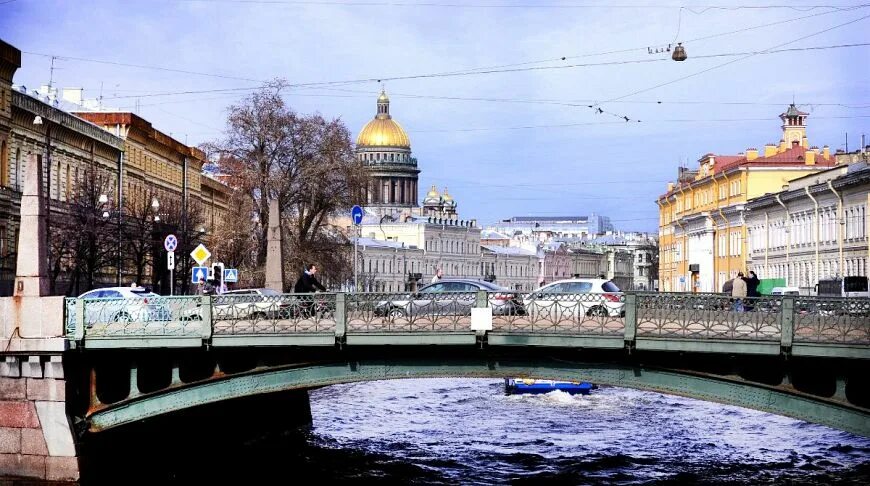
[98,81,104,110]
[48,56,57,89]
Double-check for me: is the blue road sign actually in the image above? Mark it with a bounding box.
[164,234,178,252]
[351,205,364,225]
[224,268,238,283]
[192,266,208,284]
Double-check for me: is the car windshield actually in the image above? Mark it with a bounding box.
[259,289,281,296]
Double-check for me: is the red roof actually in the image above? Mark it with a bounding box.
[658,144,835,200]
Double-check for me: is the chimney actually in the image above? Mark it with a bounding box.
[805,149,815,165]
[801,135,808,147]
[822,145,830,159]
[746,148,758,161]
[810,145,820,155]
[764,144,777,157]
[778,139,788,153]
[792,140,800,149]
[667,182,674,192]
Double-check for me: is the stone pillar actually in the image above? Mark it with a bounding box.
[0,356,79,481]
[264,199,284,292]
[14,154,48,297]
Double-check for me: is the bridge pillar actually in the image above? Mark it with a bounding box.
[0,355,79,481]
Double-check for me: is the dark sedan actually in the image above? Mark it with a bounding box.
[374,279,526,318]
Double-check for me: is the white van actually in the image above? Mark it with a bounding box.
[770,287,801,296]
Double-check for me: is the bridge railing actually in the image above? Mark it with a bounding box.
[210,293,338,336]
[792,296,870,344]
[65,295,204,341]
[63,291,870,354]
[346,291,478,332]
[635,293,783,341]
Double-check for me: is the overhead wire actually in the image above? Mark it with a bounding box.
[175,1,864,11]
[22,4,868,101]
[595,11,870,106]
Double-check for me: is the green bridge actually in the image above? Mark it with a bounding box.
[60,291,870,437]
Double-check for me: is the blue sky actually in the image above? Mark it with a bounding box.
[2,0,868,232]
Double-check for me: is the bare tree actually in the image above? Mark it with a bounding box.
[209,82,368,284]
[65,165,118,293]
[212,186,258,274]
[151,194,206,295]
[123,186,160,286]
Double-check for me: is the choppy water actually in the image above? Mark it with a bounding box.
[76,378,870,484]
[304,379,870,484]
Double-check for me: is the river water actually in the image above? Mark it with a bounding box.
[77,378,870,484]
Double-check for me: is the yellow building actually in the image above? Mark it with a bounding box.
[657,105,837,292]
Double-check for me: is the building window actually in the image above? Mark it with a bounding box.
[0,140,7,187]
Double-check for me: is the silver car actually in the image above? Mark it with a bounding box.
[75,287,171,326]
[524,278,624,318]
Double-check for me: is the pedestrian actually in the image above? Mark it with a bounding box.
[431,268,443,284]
[744,270,761,311]
[722,278,734,294]
[294,264,326,317]
[731,272,747,312]
[746,271,761,297]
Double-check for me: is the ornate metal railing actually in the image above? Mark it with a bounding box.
[211,293,337,335]
[490,292,625,335]
[70,295,203,337]
[793,297,870,344]
[61,292,870,350]
[347,291,477,332]
[636,293,782,340]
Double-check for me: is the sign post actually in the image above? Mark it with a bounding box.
[351,205,363,292]
[164,234,178,296]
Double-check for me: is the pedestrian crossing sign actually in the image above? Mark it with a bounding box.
[192,266,208,284]
[224,268,238,283]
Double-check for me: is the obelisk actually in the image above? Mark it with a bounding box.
[14,153,49,296]
[264,199,284,291]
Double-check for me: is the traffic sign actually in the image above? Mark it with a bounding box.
[167,251,175,270]
[351,205,364,225]
[190,243,211,265]
[164,234,178,252]
[191,266,208,284]
[224,268,238,282]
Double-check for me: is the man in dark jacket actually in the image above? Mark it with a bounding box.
[294,264,326,318]
[294,264,326,293]
[745,271,761,297]
[744,270,761,311]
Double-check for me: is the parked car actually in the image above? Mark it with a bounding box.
[75,287,170,326]
[374,279,525,319]
[524,278,624,318]
[770,287,800,296]
[212,288,285,320]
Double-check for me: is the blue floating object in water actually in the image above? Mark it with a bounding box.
[504,378,597,395]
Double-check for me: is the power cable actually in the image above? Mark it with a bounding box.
[22,4,867,98]
[88,41,868,102]
[176,1,864,11]
[596,12,870,106]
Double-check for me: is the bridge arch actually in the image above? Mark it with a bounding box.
[85,357,870,437]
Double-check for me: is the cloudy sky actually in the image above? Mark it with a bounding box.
[2,0,868,232]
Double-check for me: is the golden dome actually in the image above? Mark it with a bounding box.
[356,89,411,149]
[426,185,439,198]
[441,187,453,202]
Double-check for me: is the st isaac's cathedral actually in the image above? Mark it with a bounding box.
[355,90,457,220]
[350,91,541,292]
